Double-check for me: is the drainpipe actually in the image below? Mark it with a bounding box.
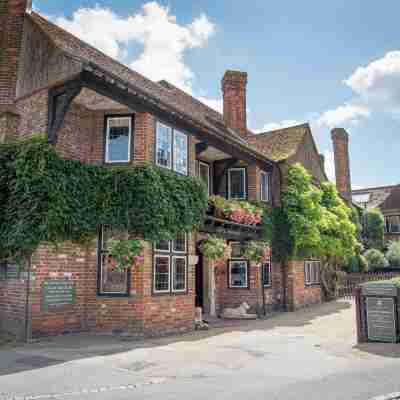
[24,254,32,343]
[260,262,266,316]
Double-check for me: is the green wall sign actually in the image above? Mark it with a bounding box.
[42,280,76,310]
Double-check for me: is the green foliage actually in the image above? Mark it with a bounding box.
[386,241,400,267]
[364,248,389,270]
[345,254,369,273]
[363,208,385,250]
[200,236,226,261]
[107,239,143,271]
[243,241,270,264]
[0,136,208,263]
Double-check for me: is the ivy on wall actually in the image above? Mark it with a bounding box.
[0,135,208,263]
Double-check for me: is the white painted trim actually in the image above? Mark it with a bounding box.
[105,116,131,163]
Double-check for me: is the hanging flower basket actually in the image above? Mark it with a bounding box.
[107,239,144,271]
[200,236,227,261]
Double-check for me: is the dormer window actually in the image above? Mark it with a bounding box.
[105,116,132,163]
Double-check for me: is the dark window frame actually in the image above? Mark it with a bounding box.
[152,234,188,296]
[103,114,134,165]
[227,167,247,200]
[198,160,211,195]
[97,226,131,297]
[155,120,189,176]
[385,215,400,234]
[304,260,321,287]
[228,259,250,289]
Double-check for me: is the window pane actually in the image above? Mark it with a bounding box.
[229,260,248,288]
[263,261,271,286]
[229,169,246,199]
[199,162,210,194]
[155,240,170,252]
[261,172,269,201]
[387,215,400,233]
[156,122,172,168]
[154,256,170,292]
[172,257,186,291]
[174,130,188,174]
[106,117,130,162]
[173,233,186,253]
[100,254,128,293]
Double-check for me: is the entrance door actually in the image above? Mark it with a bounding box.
[195,251,204,308]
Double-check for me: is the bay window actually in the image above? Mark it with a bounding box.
[228,168,246,200]
[156,122,188,175]
[260,171,270,202]
[154,233,188,294]
[105,116,132,163]
[98,226,130,296]
[304,260,320,286]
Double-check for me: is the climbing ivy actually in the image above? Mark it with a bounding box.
[0,135,208,263]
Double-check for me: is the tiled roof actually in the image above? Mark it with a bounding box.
[247,123,309,161]
[352,185,400,210]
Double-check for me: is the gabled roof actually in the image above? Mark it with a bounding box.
[352,185,400,210]
[28,12,274,167]
[247,123,309,162]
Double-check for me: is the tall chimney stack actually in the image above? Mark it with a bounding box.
[0,0,31,109]
[221,70,248,138]
[331,128,352,203]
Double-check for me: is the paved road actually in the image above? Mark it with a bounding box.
[1,300,400,400]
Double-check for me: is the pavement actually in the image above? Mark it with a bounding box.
[1,299,400,400]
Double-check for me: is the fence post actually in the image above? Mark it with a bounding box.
[354,287,367,344]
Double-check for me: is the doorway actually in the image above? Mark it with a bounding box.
[195,250,204,308]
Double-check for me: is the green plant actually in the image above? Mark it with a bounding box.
[364,248,389,270]
[0,136,208,264]
[243,241,270,264]
[209,195,229,213]
[200,236,226,261]
[386,241,400,267]
[363,208,385,250]
[345,254,369,273]
[107,239,143,271]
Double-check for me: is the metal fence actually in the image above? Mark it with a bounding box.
[337,272,400,299]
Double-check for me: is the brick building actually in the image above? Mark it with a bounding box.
[0,1,340,339]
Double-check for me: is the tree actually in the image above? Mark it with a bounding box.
[363,208,385,250]
[387,241,400,267]
[364,248,389,270]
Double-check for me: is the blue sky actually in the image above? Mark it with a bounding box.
[34,0,400,188]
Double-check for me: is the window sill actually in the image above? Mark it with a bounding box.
[228,286,250,290]
[152,290,189,297]
[97,293,131,298]
[305,283,321,288]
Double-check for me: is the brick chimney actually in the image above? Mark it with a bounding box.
[221,70,248,138]
[331,128,352,203]
[0,0,31,109]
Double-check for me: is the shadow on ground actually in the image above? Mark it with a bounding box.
[0,300,352,377]
[354,342,400,358]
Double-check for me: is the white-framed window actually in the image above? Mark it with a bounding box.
[228,260,249,288]
[198,161,210,195]
[304,260,320,286]
[228,168,246,199]
[262,257,272,287]
[153,233,188,294]
[260,171,270,202]
[105,116,132,163]
[156,122,188,175]
[172,256,187,292]
[98,226,130,296]
[174,130,188,175]
[385,215,400,233]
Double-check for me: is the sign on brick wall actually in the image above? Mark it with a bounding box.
[42,280,76,309]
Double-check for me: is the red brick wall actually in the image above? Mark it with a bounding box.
[286,260,321,311]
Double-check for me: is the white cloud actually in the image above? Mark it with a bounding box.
[253,119,302,133]
[316,103,371,128]
[323,150,335,182]
[55,2,215,93]
[197,97,223,113]
[344,51,400,115]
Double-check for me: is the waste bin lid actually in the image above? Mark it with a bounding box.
[361,281,399,297]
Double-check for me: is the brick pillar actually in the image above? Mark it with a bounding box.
[0,0,31,108]
[221,70,248,138]
[331,128,352,203]
[133,112,155,163]
[0,110,20,142]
